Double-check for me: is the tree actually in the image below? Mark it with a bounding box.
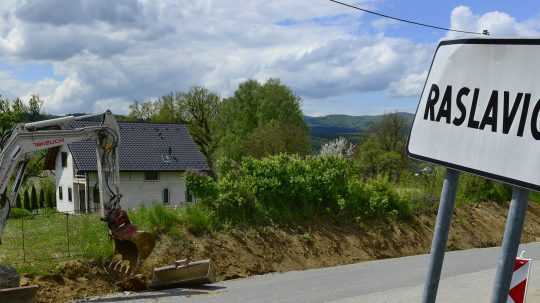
[218,79,309,160]
[28,95,43,122]
[31,186,38,210]
[15,194,22,209]
[127,88,222,176]
[23,189,30,210]
[243,120,310,158]
[355,113,410,181]
[368,113,409,154]
[49,189,56,208]
[39,188,45,209]
[152,93,181,123]
[128,101,156,121]
[319,137,356,157]
[39,178,55,208]
[0,95,27,143]
[175,87,221,175]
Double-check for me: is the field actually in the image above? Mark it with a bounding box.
[0,211,112,274]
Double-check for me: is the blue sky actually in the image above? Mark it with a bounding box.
[369,1,540,41]
[0,1,539,116]
[301,0,540,116]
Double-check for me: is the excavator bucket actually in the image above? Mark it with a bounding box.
[106,209,156,274]
[150,259,216,289]
[113,231,156,270]
[0,285,39,303]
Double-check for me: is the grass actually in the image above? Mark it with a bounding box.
[129,203,214,236]
[0,204,214,274]
[0,211,112,274]
[530,191,540,204]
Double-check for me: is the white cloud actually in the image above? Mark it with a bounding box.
[448,6,540,38]
[388,71,427,98]
[2,0,390,114]
[2,2,536,115]
[371,18,398,31]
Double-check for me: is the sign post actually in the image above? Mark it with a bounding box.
[408,38,540,303]
[491,188,528,303]
[422,169,459,303]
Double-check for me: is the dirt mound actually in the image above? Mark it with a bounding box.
[24,201,540,302]
[22,260,116,303]
[143,201,540,281]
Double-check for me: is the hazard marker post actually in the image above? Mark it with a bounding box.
[408,38,540,303]
[507,252,532,303]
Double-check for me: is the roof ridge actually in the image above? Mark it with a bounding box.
[118,121,187,126]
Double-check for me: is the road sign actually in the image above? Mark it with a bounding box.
[408,39,540,191]
[508,256,531,303]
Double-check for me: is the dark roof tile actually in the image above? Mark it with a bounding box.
[67,121,209,172]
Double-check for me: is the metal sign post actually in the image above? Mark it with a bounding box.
[422,169,459,303]
[491,188,529,303]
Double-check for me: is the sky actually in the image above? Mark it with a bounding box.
[0,1,540,117]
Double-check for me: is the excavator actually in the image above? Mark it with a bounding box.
[0,112,155,293]
[0,111,214,301]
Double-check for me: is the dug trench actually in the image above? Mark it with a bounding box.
[23,201,540,303]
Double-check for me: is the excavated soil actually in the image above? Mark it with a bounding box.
[27,202,540,302]
[22,261,116,303]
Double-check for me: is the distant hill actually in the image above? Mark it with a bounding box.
[305,112,414,150]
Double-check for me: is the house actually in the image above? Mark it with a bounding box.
[50,121,209,213]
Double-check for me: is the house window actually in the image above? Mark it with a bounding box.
[68,187,72,202]
[162,188,170,204]
[144,171,159,181]
[58,186,63,200]
[61,152,68,167]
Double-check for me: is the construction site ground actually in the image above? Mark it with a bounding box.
[22,201,540,303]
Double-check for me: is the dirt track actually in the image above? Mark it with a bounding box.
[26,201,540,302]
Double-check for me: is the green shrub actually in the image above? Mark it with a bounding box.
[208,154,413,224]
[214,172,259,224]
[134,155,415,233]
[129,204,181,234]
[179,204,213,235]
[339,179,368,215]
[364,177,411,219]
[339,177,411,219]
[186,172,218,201]
[213,154,352,223]
[458,174,511,203]
[9,208,32,219]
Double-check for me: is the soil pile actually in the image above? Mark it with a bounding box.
[22,261,115,303]
[28,201,540,302]
[145,202,540,280]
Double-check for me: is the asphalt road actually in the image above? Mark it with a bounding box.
[86,242,540,303]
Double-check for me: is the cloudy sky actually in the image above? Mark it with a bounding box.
[0,1,540,116]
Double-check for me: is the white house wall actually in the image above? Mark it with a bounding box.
[55,145,75,213]
[87,171,188,209]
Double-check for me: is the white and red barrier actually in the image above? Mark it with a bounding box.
[507,254,532,303]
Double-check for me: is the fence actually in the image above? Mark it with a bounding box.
[0,208,112,268]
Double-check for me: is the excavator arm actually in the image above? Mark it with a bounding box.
[0,111,155,270]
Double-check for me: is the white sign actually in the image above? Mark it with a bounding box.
[408,39,540,190]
